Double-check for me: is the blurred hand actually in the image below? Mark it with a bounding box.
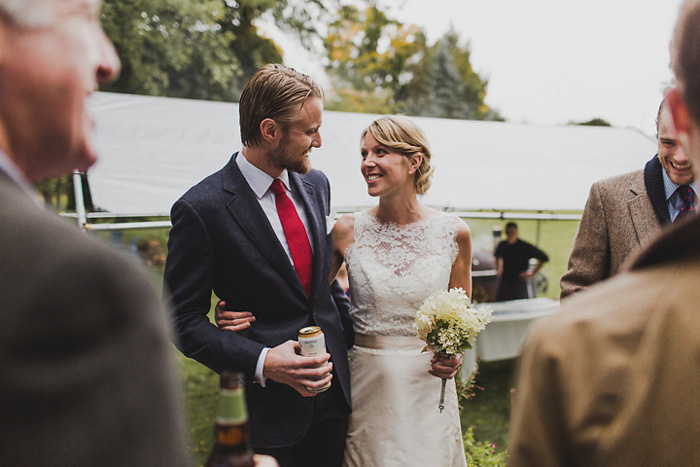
[264,340,333,397]
[215,300,256,332]
[429,353,462,380]
[519,271,535,281]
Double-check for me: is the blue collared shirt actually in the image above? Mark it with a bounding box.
[662,168,699,222]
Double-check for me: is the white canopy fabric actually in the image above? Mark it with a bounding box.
[87,92,657,216]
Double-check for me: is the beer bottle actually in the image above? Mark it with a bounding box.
[205,371,255,467]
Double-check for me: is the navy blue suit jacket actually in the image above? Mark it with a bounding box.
[164,153,353,449]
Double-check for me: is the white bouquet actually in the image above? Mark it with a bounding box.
[414,287,492,411]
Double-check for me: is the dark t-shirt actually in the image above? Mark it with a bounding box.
[495,239,549,283]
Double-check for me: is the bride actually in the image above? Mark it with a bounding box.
[217,115,472,466]
[332,115,471,466]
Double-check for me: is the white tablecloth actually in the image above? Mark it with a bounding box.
[462,297,559,377]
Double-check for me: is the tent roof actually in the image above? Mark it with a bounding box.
[87,92,657,216]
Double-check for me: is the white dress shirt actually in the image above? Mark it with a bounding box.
[236,151,315,386]
[0,150,41,205]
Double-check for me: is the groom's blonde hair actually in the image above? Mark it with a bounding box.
[362,115,434,195]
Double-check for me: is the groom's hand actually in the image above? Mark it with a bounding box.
[263,340,333,397]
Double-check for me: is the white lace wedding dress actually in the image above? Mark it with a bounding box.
[342,211,468,467]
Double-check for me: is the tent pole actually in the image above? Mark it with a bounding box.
[72,171,87,230]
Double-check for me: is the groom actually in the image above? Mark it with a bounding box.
[164,64,353,466]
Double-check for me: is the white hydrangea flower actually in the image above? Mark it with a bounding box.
[413,287,493,355]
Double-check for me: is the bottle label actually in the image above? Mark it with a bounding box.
[215,387,248,425]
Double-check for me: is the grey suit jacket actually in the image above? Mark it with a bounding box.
[0,171,188,466]
[559,168,663,300]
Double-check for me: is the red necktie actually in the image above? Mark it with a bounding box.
[270,179,313,298]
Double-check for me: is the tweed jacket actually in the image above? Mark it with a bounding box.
[560,157,670,299]
[509,213,700,466]
[0,171,188,466]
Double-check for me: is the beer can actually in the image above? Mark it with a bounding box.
[298,326,331,393]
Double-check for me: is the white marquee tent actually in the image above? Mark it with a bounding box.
[84,92,657,223]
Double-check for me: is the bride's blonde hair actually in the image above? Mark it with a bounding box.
[361,115,434,195]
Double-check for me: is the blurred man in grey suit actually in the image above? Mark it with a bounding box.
[509,2,700,465]
[0,0,189,465]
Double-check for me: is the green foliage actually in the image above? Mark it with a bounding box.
[100,0,336,101]
[101,0,244,100]
[413,29,503,120]
[324,4,428,114]
[323,4,501,120]
[463,426,508,466]
[572,117,612,127]
[34,175,73,211]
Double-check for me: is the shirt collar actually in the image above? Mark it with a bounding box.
[0,149,41,202]
[236,150,291,199]
[661,167,700,200]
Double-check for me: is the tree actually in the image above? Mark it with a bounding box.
[571,118,612,127]
[101,0,245,101]
[323,5,501,120]
[323,4,428,113]
[412,29,502,120]
[101,0,336,101]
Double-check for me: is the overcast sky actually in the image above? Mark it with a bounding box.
[269,0,685,137]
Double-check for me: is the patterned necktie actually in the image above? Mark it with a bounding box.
[270,179,313,298]
[676,184,696,221]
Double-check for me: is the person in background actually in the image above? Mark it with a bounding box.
[165,64,352,467]
[0,0,189,465]
[508,2,700,464]
[494,222,548,301]
[560,96,697,300]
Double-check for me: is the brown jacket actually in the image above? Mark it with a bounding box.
[560,169,662,299]
[509,213,700,466]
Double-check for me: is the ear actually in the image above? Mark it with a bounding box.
[408,153,423,174]
[259,118,280,145]
[667,88,692,146]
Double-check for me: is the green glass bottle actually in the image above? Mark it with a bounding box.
[205,372,255,467]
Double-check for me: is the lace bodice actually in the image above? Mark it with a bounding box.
[345,211,460,336]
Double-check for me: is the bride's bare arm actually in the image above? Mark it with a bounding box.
[329,213,355,283]
[430,218,471,380]
[215,300,255,332]
[448,218,472,297]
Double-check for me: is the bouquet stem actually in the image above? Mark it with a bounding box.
[439,378,446,413]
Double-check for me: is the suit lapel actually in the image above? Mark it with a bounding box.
[222,155,307,300]
[628,174,661,247]
[290,172,325,304]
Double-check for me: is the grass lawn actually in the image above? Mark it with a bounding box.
[460,359,517,455]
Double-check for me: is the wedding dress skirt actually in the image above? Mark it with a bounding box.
[342,334,467,467]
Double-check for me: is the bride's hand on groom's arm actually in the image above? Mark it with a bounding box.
[429,353,462,380]
[264,340,334,397]
[215,300,256,331]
